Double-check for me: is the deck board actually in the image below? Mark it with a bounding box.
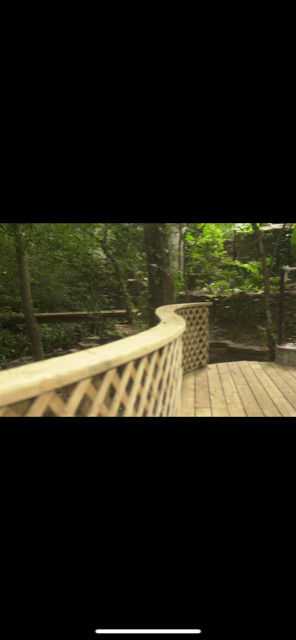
[237,361,281,417]
[207,364,230,417]
[217,363,246,417]
[247,362,294,418]
[283,365,296,380]
[260,362,296,411]
[181,361,296,418]
[270,362,296,391]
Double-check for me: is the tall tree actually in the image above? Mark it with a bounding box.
[251,222,287,359]
[83,223,136,324]
[12,223,44,361]
[143,223,175,326]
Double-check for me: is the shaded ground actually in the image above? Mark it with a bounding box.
[0,322,142,370]
[210,319,267,348]
[210,318,296,348]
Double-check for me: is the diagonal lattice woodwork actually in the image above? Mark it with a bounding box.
[0,338,183,417]
[176,305,210,372]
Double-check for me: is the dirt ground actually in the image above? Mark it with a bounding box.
[209,320,267,348]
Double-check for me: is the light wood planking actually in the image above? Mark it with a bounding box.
[248,362,296,417]
[207,364,230,417]
[227,361,264,417]
[269,362,296,391]
[217,363,246,417]
[259,362,296,411]
[181,371,196,417]
[181,361,296,418]
[283,365,296,380]
[237,361,281,417]
[195,367,211,417]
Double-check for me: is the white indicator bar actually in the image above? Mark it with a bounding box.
[95,632,202,635]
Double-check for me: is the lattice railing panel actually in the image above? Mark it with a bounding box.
[0,302,212,418]
[176,305,210,372]
[0,337,183,418]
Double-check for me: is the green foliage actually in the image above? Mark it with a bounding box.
[181,223,295,294]
[0,328,29,368]
[234,223,254,233]
[0,222,147,313]
[185,223,227,288]
[1,222,295,368]
[0,222,150,365]
[172,271,185,295]
[221,258,265,292]
[183,223,264,293]
[38,324,83,352]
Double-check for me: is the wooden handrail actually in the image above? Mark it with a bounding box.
[0,302,212,417]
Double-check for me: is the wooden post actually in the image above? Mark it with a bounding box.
[278,268,286,346]
[279,266,296,345]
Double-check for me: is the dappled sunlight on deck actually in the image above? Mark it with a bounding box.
[181,361,296,417]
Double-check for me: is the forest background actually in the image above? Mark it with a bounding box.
[0,222,295,369]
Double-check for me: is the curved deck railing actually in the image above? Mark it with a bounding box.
[0,303,212,417]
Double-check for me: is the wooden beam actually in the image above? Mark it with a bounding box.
[0,310,138,326]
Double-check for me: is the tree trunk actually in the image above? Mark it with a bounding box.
[251,223,275,359]
[85,228,134,325]
[111,259,134,325]
[12,224,44,361]
[178,223,183,276]
[144,223,175,326]
[100,246,134,325]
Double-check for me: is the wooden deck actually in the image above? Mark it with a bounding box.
[181,361,296,417]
